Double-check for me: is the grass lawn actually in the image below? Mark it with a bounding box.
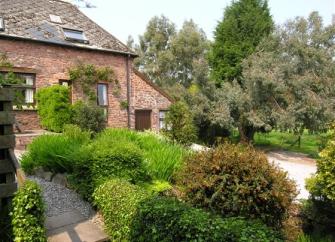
[253,130,329,158]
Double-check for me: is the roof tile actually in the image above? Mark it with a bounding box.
[0,0,134,55]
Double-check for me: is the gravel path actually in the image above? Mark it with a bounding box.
[266,151,317,200]
[28,176,94,218]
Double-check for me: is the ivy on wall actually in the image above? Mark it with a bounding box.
[69,63,120,102]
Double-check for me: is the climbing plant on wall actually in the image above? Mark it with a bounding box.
[69,63,120,102]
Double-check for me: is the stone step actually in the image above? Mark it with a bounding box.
[46,211,108,242]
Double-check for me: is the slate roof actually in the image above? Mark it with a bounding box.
[0,0,135,55]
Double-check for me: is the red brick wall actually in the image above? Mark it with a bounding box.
[131,72,171,131]
[0,38,171,131]
[13,110,40,130]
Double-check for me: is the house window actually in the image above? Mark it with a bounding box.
[0,17,4,31]
[0,72,36,104]
[63,28,88,44]
[97,83,108,106]
[19,74,35,104]
[159,110,167,130]
[97,83,108,118]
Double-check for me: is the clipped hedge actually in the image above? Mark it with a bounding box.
[11,181,46,242]
[176,143,297,227]
[93,179,150,241]
[36,85,71,132]
[130,196,282,242]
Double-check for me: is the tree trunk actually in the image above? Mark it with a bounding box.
[238,125,255,144]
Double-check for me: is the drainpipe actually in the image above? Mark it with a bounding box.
[126,54,131,129]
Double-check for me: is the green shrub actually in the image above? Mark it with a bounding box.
[297,234,334,242]
[70,101,106,133]
[176,143,297,227]
[303,128,335,238]
[300,198,335,239]
[67,145,95,201]
[130,196,282,242]
[11,181,46,242]
[90,140,151,185]
[163,101,197,145]
[21,126,90,174]
[307,139,335,200]
[95,129,187,181]
[36,85,71,132]
[93,179,150,241]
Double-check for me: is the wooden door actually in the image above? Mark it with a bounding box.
[135,110,152,131]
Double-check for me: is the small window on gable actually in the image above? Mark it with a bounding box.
[159,110,167,130]
[63,28,88,44]
[0,17,4,31]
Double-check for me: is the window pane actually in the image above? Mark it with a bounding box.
[159,111,165,119]
[98,84,107,106]
[0,17,4,31]
[159,111,166,129]
[24,75,34,86]
[63,28,86,41]
[25,89,34,103]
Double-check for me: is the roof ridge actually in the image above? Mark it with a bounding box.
[48,0,72,4]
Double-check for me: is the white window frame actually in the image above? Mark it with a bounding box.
[159,110,167,130]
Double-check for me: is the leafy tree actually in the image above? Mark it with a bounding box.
[72,0,95,8]
[163,101,197,145]
[211,12,335,143]
[135,17,214,142]
[135,17,211,89]
[170,20,210,88]
[126,35,135,50]
[135,15,176,86]
[209,0,273,86]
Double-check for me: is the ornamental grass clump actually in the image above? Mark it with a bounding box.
[93,128,187,181]
[176,143,297,228]
[21,125,91,174]
[11,181,47,242]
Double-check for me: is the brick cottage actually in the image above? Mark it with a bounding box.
[0,0,172,132]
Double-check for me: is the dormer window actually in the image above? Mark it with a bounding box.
[0,17,4,31]
[63,28,88,44]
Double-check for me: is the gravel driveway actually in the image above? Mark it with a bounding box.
[266,151,317,200]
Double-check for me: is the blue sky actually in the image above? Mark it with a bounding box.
[82,0,335,44]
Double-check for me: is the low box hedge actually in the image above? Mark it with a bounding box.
[130,196,283,242]
[93,179,150,241]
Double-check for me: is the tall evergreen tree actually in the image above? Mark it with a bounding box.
[209,0,273,86]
